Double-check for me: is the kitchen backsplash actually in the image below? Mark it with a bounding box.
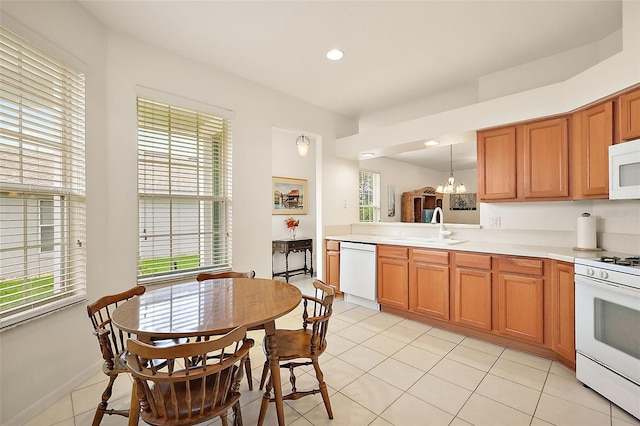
[338,199,640,254]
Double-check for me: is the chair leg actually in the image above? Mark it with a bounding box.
[312,358,333,419]
[92,374,121,426]
[128,380,140,426]
[220,412,229,426]
[257,376,272,426]
[244,353,253,391]
[232,400,243,426]
[258,360,269,390]
[91,405,105,426]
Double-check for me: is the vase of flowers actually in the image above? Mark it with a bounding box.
[284,216,299,240]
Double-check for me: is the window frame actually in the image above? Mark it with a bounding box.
[359,170,381,223]
[0,25,86,329]
[136,94,233,285]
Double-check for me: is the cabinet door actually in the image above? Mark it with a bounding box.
[377,257,409,309]
[522,117,570,199]
[477,127,518,201]
[619,87,640,141]
[575,102,613,198]
[497,273,544,343]
[326,250,340,294]
[401,193,414,222]
[410,261,449,320]
[453,267,492,330]
[552,261,575,362]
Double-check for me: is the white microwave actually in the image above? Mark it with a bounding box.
[609,138,640,200]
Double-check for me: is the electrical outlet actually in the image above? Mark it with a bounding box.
[343,200,347,209]
[392,230,400,236]
[371,229,379,235]
[489,216,502,227]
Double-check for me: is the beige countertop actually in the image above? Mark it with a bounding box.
[325,234,607,263]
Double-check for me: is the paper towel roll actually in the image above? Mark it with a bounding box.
[576,215,597,249]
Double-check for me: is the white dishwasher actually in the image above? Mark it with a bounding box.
[339,241,379,310]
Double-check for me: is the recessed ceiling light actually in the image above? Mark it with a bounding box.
[326,49,344,61]
[361,152,375,158]
[425,140,440,146]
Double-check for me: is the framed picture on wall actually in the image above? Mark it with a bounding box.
[272,176,308,214]
[450,193,477,210]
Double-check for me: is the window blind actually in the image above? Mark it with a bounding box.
[359,170,380,222]
[0,26,86,329]
[137,98,232,283]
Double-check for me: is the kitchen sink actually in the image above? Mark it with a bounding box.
[386,236,466,245]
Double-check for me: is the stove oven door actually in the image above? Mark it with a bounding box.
[575,275,640,385]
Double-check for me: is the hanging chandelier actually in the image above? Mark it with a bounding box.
[436,144,467,194]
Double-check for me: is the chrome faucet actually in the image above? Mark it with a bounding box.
[430,207,451,239]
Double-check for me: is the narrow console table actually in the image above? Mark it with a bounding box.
[272,238,313,282]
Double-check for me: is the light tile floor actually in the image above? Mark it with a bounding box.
[27,277,640,426]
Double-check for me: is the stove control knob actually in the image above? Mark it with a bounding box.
[599,271,609,280]
[587,268,595,276]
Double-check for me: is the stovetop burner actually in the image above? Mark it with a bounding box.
[600,256,640,267]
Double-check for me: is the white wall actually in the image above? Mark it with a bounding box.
[0,2,357,424]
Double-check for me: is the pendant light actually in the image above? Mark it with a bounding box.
[436,145,467,194]
[296,134,310,156]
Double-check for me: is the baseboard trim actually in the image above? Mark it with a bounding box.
[6,359,103,426]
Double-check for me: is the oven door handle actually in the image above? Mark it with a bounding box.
[576,276,640,298]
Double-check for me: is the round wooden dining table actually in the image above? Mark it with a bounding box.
[112,277,302,426]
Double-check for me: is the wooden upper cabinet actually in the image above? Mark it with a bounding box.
[521,117,570,200]
[477,126,518,201]
[619,87,640,142]
[572,101,613,199]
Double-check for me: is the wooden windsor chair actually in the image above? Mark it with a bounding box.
[257,279,335,424]
[125,326,253,426]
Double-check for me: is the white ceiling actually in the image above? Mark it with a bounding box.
[78,0,622,170]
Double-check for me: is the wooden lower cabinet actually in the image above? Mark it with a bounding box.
[551,260,575,363]
[377,245,409,310]
[409,248,449,320]
[497,273,544,343]
[496,257,545,344]
[376,245,574,369]
[325,240,340,294]
[452,252,492,331]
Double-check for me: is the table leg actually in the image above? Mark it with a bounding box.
[284,252,290,282]
[258,320,285,426]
